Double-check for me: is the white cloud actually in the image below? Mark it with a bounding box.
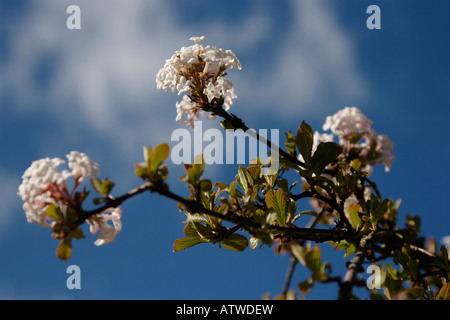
[235,0,368,120]
[1,0,367,176]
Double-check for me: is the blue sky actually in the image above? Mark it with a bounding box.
[0,0,449,300]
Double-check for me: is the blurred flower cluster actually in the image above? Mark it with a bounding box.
[302,107,394,174]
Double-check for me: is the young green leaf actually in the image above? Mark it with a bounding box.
[56,239,72,261]
[265,188,288,226]
[344,242,357,258]
[371,199,391,226]
[221,234,248,252]
[173,237,205,252]
[295,121,314,168]
[90,177,103,195]
[298,278,314,295]
[284,131,296,155]
[436,283,450,300]
[199,179,212,192]
[236,166,253,194]
[46,204,63,221]
[347,204,362,229]
[100,179,115,196]
[150,143,170,172]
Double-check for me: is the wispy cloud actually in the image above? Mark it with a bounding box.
[234,0,368,121]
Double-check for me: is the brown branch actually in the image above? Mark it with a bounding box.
[338,230,375,300]
[281,208,327,296]
[79,182,153,221]
[206,104,306,170]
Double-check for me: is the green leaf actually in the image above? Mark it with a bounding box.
[256,230,274,246]
[70,228,85,240]
[134,163,148,179]
[191,154,205,179]
[249,227,274,248]
[246,165,261,182]
[46,204,63,221]
[284,131,296,155]
[56,239,72,261]
[344,242,357,258]
[288,200,297,214]
[183,221,202,237]
[404,287,426,300]
[295,121,314,168]
[90,177,103,195]
[436,283,450,300]
[254,208,277,228]
[347,203,362,229]
[199,179,212,192]
[265,188,288,226]
[100,179,115,196]
[173,237,205,252]
[221,234,248,252]
[304,245,327,281]
[290,242,306,266]
[213,182,229,191]
[277,178,289,192]
[351,158,362,171]
[311,142,342,175]
[405,214,421,234]
[150,143,170,172]
[371,199,390,225]
[236,166,253,193]
[298,278,314,295]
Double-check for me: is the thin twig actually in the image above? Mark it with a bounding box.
[209,105,306,170]
[281,208,326,296]
[338,230,375,300]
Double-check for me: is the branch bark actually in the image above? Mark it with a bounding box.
[338,230,375,300]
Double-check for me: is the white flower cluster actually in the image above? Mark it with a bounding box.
[18,157,71,226]
[323,106,373,136]
[299,107,394,173]
[18,152,121,246]
[326,107,394,172]
[67,151,100,183]
[156,36,241,126]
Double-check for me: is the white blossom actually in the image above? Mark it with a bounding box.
[204,81,223,103]
[363,130,395,172]
[67,151,100,183]
[318,107,394,173]
[18,157,69,226]
[156,36,241,125]
[323,107,373,136]
[87,206,123,246]
[18,152,100,226]
[175,95,200,127]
